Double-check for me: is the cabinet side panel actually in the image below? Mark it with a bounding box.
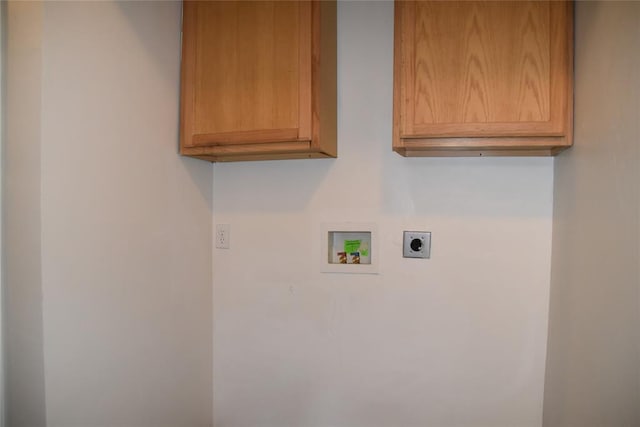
[192,1,300,136]
[565,1,574,147]
[392,1,403,150]
[313,0,337,156]
[556,0,573,146]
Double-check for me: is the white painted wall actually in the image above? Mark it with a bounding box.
[5,2,213,426]
[543,2,640,426]
[0,2,5,425]
[3,2,47,425]
[212,3,554,426]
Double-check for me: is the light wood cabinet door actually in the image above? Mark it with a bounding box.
[393,1,573,157]
[180,1,336,162]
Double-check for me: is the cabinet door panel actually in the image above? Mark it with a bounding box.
[182,1,312,147]
[401,1,568,138]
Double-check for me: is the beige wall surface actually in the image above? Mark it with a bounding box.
[3,2,47,426]
[5,1,214,426]
[0,3,3,423]
[543,2,640,426]
[212,2,554,426]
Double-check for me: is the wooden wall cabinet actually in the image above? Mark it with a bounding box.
[180,1,336,162]
[393,1,573,157]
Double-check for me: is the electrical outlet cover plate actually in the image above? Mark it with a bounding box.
[403,231,430,258]
[216,224,230,249]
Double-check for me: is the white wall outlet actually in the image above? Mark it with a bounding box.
[216,224,230,249]
[403,231,430,259]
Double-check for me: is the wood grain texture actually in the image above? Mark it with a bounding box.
[393,0,573,156]
[297,1,312,141]
[181,140,333,162]
[397,148,563,157]
[189,152,331,163]
[392,1,406,151]
[313,0,338,157]
[193,1,300,136]
[180,0,336,162]
[192,129,299,147]
[180,2,197,153]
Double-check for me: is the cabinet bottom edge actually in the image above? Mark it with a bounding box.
[394,146,571,157]
[183,151,336,163]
